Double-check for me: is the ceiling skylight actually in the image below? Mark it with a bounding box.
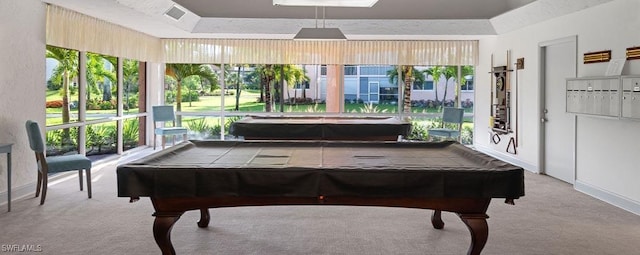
[273,0,379,7]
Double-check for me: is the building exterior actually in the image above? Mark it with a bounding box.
[288,65,474,107]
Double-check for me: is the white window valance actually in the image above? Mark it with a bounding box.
[46,5,162,62]
[163,39,478,66]
[46,5,477,66]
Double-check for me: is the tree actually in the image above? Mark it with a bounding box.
[273,64,308,105]
[259,64,275,112]
[122,60,139,111]
[46,46,78,142]
[165,63,218,124]
[442,66,457,109]
[86,53,116,103]
[248,64,307,112]
[387,66,425,113]
[453,66,474,107]
[423,66,445,108]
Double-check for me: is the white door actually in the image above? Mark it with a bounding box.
[369,81,380,103]
[541,37,577,184]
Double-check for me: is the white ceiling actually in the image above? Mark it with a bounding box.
[40,0,613,39]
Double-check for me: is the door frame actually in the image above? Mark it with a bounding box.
[538,35,577,182]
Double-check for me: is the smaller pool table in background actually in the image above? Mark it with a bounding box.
[229,115,411,141]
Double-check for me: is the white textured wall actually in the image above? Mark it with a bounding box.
[477,0,640,209]
[0,0,46,201]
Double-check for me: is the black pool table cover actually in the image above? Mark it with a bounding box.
[117,140,524,200]
[228,116,411,140]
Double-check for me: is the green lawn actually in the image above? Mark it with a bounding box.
[46,89,474,124]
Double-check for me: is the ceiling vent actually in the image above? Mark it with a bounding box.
[164,5,186,21]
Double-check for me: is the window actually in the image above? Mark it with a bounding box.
[344,65,357,75]
[413,80,434,90]
[295,80,310,89]
[45,45,148,157]
[360,65,394,76]
[461,80,474,91]
[45,46,80,126]
[461,75,474,91]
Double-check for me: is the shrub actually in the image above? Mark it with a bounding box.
[288,97,314,104]
[99,100,115,110]
[186,118,209,133]
[123,119,139,147]
[181,91,200,102]
[125,95,138,110]
[461,125,474,145]
[45,100,64,108]
[47,80,62,90]
[87,98,101,110]
[165,91,176,104]
[461,99,474,108]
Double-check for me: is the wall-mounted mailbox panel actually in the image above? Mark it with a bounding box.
[566,76,620,117]
[622,76,640,119]
[566,80,581,113]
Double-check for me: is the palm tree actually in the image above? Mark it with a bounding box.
[165,63,218,124]
[424,66,445,108]
[387,66,425,113]
[259,64,276,112]
[46,46,79,142]
[122,60,139,111]
[441,66,457,109]
[273,65,309,105]
[453,66,474,107]
[247,64,308,111]
[86,53,116,102]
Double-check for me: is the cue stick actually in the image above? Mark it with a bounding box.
[514,60,519,147]
[490,54,494,129]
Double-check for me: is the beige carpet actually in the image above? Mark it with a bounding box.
[1,149,639,255]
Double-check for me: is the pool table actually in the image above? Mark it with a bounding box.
[229,115,411,141]
[117,140,524,255]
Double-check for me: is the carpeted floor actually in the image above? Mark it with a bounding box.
[1,148,639,255]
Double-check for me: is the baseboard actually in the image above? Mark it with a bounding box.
[0,182,36,208]
[474,144,539,173]
[575,180,640,216]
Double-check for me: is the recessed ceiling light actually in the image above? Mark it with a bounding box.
[273,0,378,7]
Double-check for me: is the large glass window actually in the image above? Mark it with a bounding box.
[159,63,475,144]
[86,53,117,120]
[45,46,80,126]
[45,46,148,157]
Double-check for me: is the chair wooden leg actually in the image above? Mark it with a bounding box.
[78,169,84,191]
[35,171,42,198]
[172,135,176,146]
[161,136,166,150]
[40,176,48,205]
[86,169,92,199]
[153,134,157,150]
[183,134,187,142]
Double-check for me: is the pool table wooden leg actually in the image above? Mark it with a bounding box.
[153,212,183,255]
[458,213,489,255]
[197,208,210,228]
[431,210,445,229]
